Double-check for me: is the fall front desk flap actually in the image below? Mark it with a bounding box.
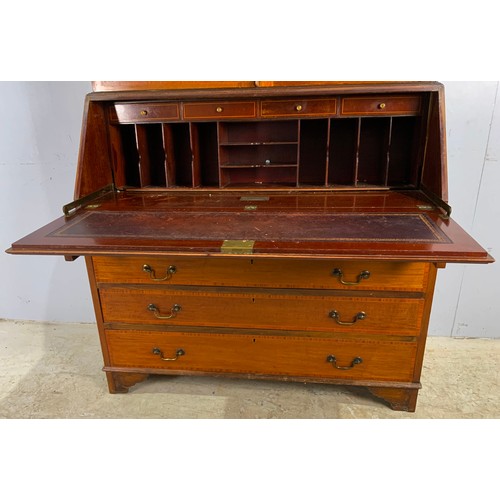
[7,190,493,263]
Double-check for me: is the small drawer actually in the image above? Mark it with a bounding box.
[341,95,422,116]
[106,329,418,382]
[99,288,425,336]
[110,102,180,123]
[183,101,256,120]
[261,98,337,117]
[92,256,430,292]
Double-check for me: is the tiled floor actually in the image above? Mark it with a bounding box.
[0,319,499,418]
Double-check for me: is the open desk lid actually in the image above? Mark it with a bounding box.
[7,190,494,264]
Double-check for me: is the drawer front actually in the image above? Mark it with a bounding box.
[92,256,429,292]
[183,101,257,120]
[110,102,180,123]
[106,330,417,382]
[100,288,425,336]
[261,98,337,118]
[341,96,422,116]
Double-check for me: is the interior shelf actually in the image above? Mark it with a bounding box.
[218,120,299,144]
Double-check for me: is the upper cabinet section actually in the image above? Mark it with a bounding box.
[76,82,445,202]
[91,81,415,92]
[92,81,259,92]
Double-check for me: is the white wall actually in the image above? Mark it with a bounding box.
[431,82,500,338]
[0,81,498,337]
[0,82,93,322]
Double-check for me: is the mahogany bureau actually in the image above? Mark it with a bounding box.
[8,81,493,411]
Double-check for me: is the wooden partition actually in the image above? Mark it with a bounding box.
[109,115,421,190]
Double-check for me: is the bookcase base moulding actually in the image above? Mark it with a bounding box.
[7,81,493,412]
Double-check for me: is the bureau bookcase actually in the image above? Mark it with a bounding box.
[8,81,493,411]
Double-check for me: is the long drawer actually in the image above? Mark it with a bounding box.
[92,256,429,292]
[105,330,417,382]
[99,288,425,336]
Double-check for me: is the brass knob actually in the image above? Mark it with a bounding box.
[140,110,148,116]
[216,106,223,113]
[378,103,386,109]
[295,104,303,112]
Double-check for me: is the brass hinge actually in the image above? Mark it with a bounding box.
[240,196,270,202]
[220,240,255,254]
[420,186,452,219]
[63,184,115,217]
